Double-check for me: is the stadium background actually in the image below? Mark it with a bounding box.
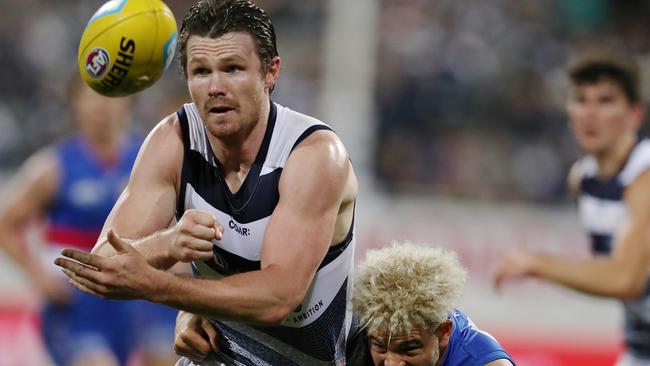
[1,0,649,364]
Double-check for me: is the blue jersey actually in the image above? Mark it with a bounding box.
[439,309,514,366]
[577,138,650,358]
[40,133,142,366]
[45,134,141,250]
[345,309,513,366]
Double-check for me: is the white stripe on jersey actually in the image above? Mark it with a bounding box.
[620,140,650,186]
[185,184,267,261]
[220,321,337,366]
[578,194,627,235]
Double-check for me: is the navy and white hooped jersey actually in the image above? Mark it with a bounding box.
[175,101,356,366]
[576,138,650,358]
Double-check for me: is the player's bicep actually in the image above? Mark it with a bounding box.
[96,115,183,244]
[260,132,349,286]
[611,169,650,274]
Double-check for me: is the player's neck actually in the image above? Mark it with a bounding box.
[595,133,637,179]
[86,135,123,165]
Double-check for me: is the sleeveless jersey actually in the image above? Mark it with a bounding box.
[44,134,140,258]
[577,138,650,357]
[176,101,356,366]
[440,309,514,366]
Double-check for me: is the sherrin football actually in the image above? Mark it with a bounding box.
[78,0,178,97]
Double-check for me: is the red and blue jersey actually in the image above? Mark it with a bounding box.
[45,134,141,250]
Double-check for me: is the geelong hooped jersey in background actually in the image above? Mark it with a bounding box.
[176,101,355,366]
[577,138,650,358]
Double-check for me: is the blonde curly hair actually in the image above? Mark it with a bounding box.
[353,241,467,335]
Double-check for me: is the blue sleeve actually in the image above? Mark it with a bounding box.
[460,330,515,366]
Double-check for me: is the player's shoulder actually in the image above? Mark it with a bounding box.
[449,310,511,359]
[274,102,340,146]
[278,107,345,161]
[620,138,650,186]
[22,145,61,176]
[143,112,183,147]
[6,146,61,198]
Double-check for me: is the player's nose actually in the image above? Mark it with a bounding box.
[383,353,406,366]
[208,72,227,97]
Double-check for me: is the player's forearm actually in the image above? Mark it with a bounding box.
[148,266,302,325]
[0,229,46,280]
[530,253,645,299]
[92,228,178,270]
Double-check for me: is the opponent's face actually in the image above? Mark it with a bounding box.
[73,82,131,142]
[567,79,642,155]
[368,323,451,366]
[185,32,280,139]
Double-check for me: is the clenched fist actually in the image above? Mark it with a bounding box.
[169,209,224,263]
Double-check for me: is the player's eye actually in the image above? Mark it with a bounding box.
[224,65,242,73]
[598,95,614,104]
[370,342,386,353]
[192,67,210,75]
[403,346,422,356]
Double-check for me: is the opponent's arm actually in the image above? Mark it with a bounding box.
[59,130,351,324]
[91,115,217,269]
[495,169,650,299]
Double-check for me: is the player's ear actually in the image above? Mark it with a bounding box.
[434,320,453,349]
[631,103,645,130]
[265,56,281,91]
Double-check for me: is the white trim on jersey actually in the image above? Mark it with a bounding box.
[578,194,627,235]
[263,105,332,172]
[620,140,650,186]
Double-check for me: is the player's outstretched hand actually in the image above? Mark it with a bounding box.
[170,209,224,263]
[54,229,160,300]
[493,247,534,291]
[174,310,220,362]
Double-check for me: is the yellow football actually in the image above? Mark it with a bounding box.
[78,0,177,97]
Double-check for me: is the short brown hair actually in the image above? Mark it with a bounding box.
[177,0,278,78]
[568,52,642,104]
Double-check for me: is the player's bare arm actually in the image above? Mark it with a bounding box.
[567,160,582,199]
[495,168,650,299]
[486,359,515,366]
[91,113,223,269]
[56,130,354,324]
[0,150,71,302]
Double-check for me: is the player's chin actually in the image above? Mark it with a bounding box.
[574,135,601,152]
[204,121,238,139]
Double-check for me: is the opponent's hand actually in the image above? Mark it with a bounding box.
[493,247,535,290]
[169,209,223,263]
[54,230,160,300]
[174,311,220,362]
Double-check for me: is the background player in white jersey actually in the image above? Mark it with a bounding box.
[349,242,514,366]
[54,0,358,365]
[495,52,650,366]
